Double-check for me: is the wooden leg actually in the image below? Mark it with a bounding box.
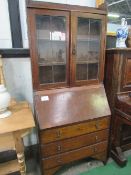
[111,116,127,167]
[13,131,26,175]
[111,147,127,167]
[42,166,61,175]
[92,152,107,164]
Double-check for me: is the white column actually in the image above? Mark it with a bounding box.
[19,0,29,48]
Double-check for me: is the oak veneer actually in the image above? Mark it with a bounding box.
[41,129,109,157]
[0,159,19,175]
[34,85,110,175]
[40,117,109,144]
[42,141,108,169]
[35,85,110,130]
[0,108,34,134]
[27,1,110,174]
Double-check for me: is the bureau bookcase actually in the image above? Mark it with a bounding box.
[27,1,111,174]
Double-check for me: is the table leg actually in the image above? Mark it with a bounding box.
[13,131,26,175]
[111,116,127,166]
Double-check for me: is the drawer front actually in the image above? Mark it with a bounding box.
[40,117,110,144]
[41,129,109,157]
[42,141,108,169]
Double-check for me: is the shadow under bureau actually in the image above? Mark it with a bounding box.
[34,85,111,175]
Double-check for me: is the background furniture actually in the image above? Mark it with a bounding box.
[104,48,131,166]
[105,48,131,110]
[111,92,131,166]
[0,101,35,175]
[27,1,110,174]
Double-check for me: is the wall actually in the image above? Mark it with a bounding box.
[0,0,12,48]
[3,58,36,146]
[3,58,33,106]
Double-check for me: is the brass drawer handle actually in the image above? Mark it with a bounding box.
[56,130,61,138]
[93,147,97,153]
[95,135,98,141]
[72,44,76,55]
[95,122,99,129]
[57,145,61,151]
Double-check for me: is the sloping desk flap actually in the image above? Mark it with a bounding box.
[34,85,111,130]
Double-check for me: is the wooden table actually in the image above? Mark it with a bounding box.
[0,102,35,175]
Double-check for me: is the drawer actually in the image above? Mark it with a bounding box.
[40,117,110,144]
[41,129,109,157]
[42,141,108,169]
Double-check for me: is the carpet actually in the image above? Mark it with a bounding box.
[80,156,131,175]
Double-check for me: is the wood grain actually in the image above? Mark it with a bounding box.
[42,141,108,169]
[27,2,109,174]
[40,117,110,144]
[35,85,110,130]
[0,107,35,134]
[0,133,15,151]
[26,0,107,15]
[0,159,19,175]
[41,129,109,157]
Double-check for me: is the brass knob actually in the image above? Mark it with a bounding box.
[95,135,98,141]
[93,147,97,153]
[56,130,61,138]
[95,122,99,129]
[57,145,61,151]
[72,44,76,55]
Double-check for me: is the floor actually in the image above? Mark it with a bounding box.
[26,150,131,175]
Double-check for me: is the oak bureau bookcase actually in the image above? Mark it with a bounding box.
[27,1,111,174]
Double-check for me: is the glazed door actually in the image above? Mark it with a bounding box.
[28,9,69,90]
[70,12,106,86]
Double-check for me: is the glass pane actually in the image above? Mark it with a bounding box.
[76,64,87,80]
[76,17,101,81]
[36,15,67,85]
[54,65,66,82]
[88,63,98,80]
[39,66,53,84]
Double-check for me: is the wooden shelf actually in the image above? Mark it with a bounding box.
[38,39,66,42]
[0,159,19,175]
[39,62,66,66]
[77,35,100,42]
[76,60,98,64]
[38,61,98,66]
